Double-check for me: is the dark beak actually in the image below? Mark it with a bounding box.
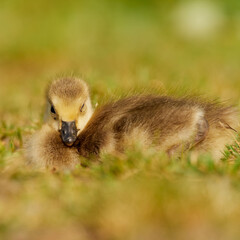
[60,121,78,146]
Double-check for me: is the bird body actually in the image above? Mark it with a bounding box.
[76,95,239,160]
[25,78,239,170]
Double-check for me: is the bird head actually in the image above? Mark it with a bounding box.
[45,77,93,146]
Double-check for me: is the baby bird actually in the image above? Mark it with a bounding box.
[25,77,239,170]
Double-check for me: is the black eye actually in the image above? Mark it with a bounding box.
[80,104,85,112]
[51,105,56,114]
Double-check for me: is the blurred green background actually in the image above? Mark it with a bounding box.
[1,0,240,239]
[1,0,240,122]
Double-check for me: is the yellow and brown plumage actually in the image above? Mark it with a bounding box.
[25,125,79,170]
[76,95,239,160]
[26,77,93,170]
[25,77,240,170]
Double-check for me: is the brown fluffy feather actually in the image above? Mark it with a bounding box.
[75,95,239,160]
[25,125,80,171]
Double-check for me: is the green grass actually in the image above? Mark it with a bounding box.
[1,0,240,239]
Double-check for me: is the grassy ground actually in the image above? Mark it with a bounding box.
[1,0,240,239]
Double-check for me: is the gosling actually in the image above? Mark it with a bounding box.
[25,77,239,170]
